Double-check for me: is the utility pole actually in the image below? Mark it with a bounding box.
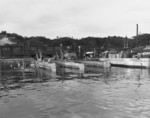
[60,44,63,60]
[136,24,139,36]
[126,36,128,48]
[0,47,1,58]
[78,46,81,60]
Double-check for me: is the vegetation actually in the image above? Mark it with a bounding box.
[1,31,150,53]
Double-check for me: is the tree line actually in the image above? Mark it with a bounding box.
[1,31,150,53]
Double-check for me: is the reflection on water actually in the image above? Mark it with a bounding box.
[1,60,150,118]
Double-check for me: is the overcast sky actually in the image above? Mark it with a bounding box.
[0,0,150,39]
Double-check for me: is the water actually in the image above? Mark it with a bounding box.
[0,60,150,118]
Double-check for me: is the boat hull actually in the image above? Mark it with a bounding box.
[56,61,85,71]
[100,58,150,68]
[34,61,56,71]
[80,60,111,68]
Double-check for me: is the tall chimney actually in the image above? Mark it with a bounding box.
[136,24,138,36]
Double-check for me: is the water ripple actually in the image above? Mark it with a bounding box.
[1,61,150,118]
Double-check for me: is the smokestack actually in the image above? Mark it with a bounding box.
[136,24,138,36]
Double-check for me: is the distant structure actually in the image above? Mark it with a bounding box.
[136,24,139,36]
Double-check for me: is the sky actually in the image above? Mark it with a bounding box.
[0,0,150,39]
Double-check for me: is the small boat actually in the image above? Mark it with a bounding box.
[100,58,150,68]
[33,52,56,72]
[100,46,150,68]
[82,51,111,68]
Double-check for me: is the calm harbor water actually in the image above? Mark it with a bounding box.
[1,60,150,118]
